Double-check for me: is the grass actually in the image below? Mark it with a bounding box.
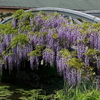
[54,79,100,100]
[55,85,100,100]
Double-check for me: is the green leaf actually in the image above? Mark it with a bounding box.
[28,46,42,57]
[85,48,98,56]
[13,9,24,19]
[52,33,58,39]
[10,34,29,47]
[59,48,71,58]
[67,57,84,68]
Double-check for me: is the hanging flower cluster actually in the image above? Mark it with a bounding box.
[0,9,100,86]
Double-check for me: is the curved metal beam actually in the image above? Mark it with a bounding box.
[1,7,100,24]
[83,10,100,14]
[0,16,12,24]
[83,10,100,18]
[27,7,100,23]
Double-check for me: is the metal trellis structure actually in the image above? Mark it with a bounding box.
[1,7,100,24]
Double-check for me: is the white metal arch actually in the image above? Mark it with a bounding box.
[83,10,100,18]
[1,7,100,24]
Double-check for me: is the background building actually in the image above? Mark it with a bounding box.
[0,0,100,22]
[0,0,100,13]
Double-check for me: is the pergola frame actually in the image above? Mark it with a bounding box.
[1,7,100,24]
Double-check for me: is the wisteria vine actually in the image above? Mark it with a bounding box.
[0,9,100,86]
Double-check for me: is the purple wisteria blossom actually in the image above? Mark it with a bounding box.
[1,11,100,87]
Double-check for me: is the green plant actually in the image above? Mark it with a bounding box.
[53,80,100,100]
[15,89,48,100]
[70,87,100,100]
[0,86,14,100]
